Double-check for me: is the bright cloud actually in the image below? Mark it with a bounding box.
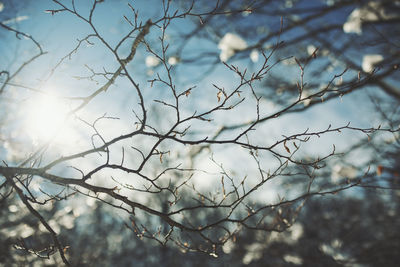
[145,55,160,67]
[362,54,383,72]
[218,33,248,62]
[343,1,399,35]
[168,56,179,65]
[2,15,29,25]
[250,49,259,63]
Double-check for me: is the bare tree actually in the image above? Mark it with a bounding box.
[0,0,399,265]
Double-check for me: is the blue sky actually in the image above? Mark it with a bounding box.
[0,0,394,203]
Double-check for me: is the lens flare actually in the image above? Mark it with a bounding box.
[25,94,70,143]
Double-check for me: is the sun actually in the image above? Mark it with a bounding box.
[25,94,70,143]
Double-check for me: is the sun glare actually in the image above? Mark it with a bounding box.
[25,94,70,143]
